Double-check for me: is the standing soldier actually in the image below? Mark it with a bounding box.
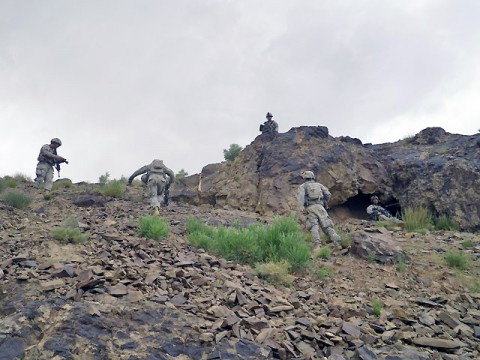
[127,159,175,215]
[298,170,341,247]
[259,112,279,134]
[34,138,68,191]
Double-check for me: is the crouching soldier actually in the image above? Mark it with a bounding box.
[128,159,175,215]
[367,195,402,223]
[298,170,341,247]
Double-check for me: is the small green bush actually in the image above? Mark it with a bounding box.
[101,179,125,198]
[402,207,433,233]
[98,172,110,186]
[315,247,331,259]
[1,191,32,209]
[51,227,88,244]
[396,262,406,272]
[52,178,73,190]
[434,214,459,231]
[187,216,310,273]
[444,251,469,270]
[317,266,332,280]
[223,144,243,161]
[253,261,294,286]
[13,173,31,183]
[367,252,377,263]
[0,178,6,193]
[176,169,189,179]
[138,216,169,240]
[371,297,383,316]
[461,240,475,248]
[2,176,18,188]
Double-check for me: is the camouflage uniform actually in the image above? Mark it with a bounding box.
[128,159,175,212]
[367,196,402,222]
[34,138,66,191]
[260,112,279,134]
[298,171,341,245]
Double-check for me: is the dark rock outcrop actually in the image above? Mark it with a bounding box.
[171,126,480,230]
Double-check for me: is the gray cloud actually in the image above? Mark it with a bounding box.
[1,0,479,182]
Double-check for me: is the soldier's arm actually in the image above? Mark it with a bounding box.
[164,167,175,186]
[320,184,331,203]
[40,145,60,161]
[128,165,148,183]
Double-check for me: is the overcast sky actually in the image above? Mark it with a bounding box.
[1,1,479,183]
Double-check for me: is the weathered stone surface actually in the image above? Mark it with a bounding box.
[411,337,466,349]
[350,231,408,264]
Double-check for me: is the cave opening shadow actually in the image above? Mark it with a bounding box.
[331,192,402,221]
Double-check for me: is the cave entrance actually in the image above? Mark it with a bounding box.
[330,192,402,222]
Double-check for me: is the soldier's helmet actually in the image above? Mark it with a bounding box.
[302,171,315,180]
[266,112,273,119]
[370,195,379,203]
[51,138,62,146]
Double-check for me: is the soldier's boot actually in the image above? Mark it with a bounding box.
[152,207,160,216]
[326,228,341,248]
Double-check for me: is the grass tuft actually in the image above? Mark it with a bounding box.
[444,251,470,270]
[187,216,311,273]
[371,297,383,316]
[138,216,169,240]
[101,179,126,198]
[315,247,331,260]
[253,261,294,286]
[51,217,88,244]
[434,214,459,231]
[402,207,433,233]
[316,266,332,280]
[52,178,73,190]
[1,191,32,209]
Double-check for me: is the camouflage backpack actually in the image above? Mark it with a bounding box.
[149,159,165,176]
[305,182,324,202]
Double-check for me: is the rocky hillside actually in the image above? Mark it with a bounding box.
[172,126,480,231]
[0,181,479,359]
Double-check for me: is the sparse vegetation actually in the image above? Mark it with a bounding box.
[444,251,470,270]
[315,247,331,259]
[433,214,459,231]
[371,297,383,316]
[223,143,243,161]
[186,216,310,273]
[396,261,406,272]
[1,176,18,188]
[50,217,88,244]
[402,207,433,233]
[98,172,110,186]
[101,179,126,198]
[138,216,169,240]
[367,252,377,263]
[253,261,294,287]
[1,191,32,209]
[402,134,415,143]
[176,169,189,179]
[316,266,332,280]
[52,178,73,190]
[461,239,475,248]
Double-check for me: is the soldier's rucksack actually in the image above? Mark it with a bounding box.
[305,182,324,201]
[149,159,165,176]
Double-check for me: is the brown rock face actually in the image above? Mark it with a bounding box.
[171,126,480,230]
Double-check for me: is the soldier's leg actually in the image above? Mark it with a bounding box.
[315,206,341,244]
[305,213,321,244]
[34,164,46,188]
[44,167,54,191]
[147,179,161,210]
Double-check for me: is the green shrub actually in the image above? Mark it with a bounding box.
[0,178,6,193]
[371,297,383,316]
[317,266,332,280]
[2,176,18,188]
[98,172,110,186]
[223,144,242,161]
[337,228,352,248]
[434,214,459,231]
[51,227,88,244]
[315,247,331,259]
[52,178,73,190]
[253,261,294,286]
[444,251,469,270]
[1,191,32,209]
[461,240,475,248]
[367,252,377,263]
[13,173,31,183]
[402,207,433,233]
[396,262,406,272]
[101,179,125,198]
[176,169,189,179]
[51,217,88,244]
[138,216,169,240]
[187,216,310,273]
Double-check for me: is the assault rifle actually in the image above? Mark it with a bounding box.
[55,159,69,178]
